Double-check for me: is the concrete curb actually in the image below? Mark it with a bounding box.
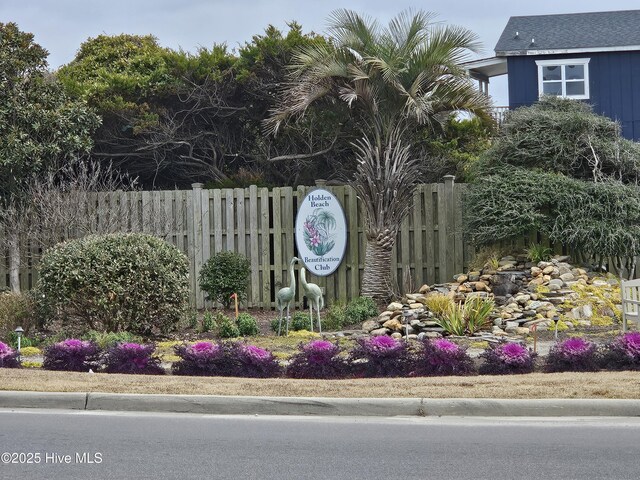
[2,391,640,417]
[0,391,87,410]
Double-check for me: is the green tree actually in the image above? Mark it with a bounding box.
[0,22,100,292]
[267,10,490,300]
[467,97,640,278]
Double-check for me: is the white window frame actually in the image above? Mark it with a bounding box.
[535,58,591,100]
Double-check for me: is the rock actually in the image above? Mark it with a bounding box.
[458,284,473,293]
[387,302,404,311]
[362,320,380,332]
[370,328,391,336]
[559,272,575,282]
[419,284,431,294]
[530,266,542,277]
[418,331,442,340]
[514,294,531,304]
[456,274,469,283]
[391,332,403,339]
[515,327,530,335]
[468,272,481,282]
[553,255,571,263]
[571,305,593,319]
[390,310,402,319]
[383,319,403,332]
[542,265,555,275]
[474,281,489,291]
[528,277,545,288]
[409,302,423,309]
[558,265,572,275]
[410,319,422,327]
[492,275,519,296]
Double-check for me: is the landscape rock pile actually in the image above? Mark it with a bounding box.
[363,255,622,341]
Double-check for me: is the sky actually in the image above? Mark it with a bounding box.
[2,0,640,105]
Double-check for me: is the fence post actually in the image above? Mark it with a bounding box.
[443,175,456,282]
[191,183,204,309]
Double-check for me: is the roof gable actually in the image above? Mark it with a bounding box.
[495,10,640,55]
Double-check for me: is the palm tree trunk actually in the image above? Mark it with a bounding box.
[360,230,395,301]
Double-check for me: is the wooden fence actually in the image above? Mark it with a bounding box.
[0,177,473,309]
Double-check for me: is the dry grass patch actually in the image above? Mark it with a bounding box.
[1,369,640,399]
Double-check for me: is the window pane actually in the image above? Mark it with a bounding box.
[543,82,562,95]
[566,81,585,96]
[566,64,584,80]
[542,66,561,81]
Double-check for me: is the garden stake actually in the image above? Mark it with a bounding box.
[231,293,239,320]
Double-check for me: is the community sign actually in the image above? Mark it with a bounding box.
[295,188,347,276]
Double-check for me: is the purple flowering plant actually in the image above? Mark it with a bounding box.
[600,332,640,371]
[43,338,100,371]
[172,341,230,376]
[349,335,411,377]
[479,342,536,375]
[0,341,20,368]
[103,342,165,375]
[415,338,475,376]
[233,343,282,378]
[545,337,599,372]
[286,339,348,379]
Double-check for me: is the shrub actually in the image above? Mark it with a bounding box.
[0,292,34,340]
[18,346,41,356]
[172,341,229,376]
[526,243,553,263]
[415,338,475,376]
[344,297,378,323]
[349,335,412,377]
[37,233,189,335]
[0,341,20,368]
[424,293,454,318]
[545,337,600,372]
[435,297,494,336]
[233,343,282,378]
[323,303,347,331]
[600,332,640,370]
[83,330,143,349]
[103,342,165,375]
[479,342,536,375]
[218,315,240,338]
[286,340,349,379]
[43,339,100,372]
[198,251,250,308]
[200,311,217,333]
[270,312,310,334]
[237,313,259,336]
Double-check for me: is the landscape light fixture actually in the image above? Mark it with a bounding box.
[14,326,24,359]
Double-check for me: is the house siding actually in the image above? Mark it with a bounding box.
[507,51,640,140]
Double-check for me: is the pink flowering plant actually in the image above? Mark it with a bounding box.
[0,341,20,368]
[545,337,599,372]
[103,342,165,375]
[172,341,229,376]
[233,343,282,378]
[286,340,348,379]
[479,342,536,375]
[415,338,475,376]
[43,338,100,371]
[601,332,640,370]
[349,335,412,377]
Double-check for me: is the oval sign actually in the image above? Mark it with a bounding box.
[295,188,347,277]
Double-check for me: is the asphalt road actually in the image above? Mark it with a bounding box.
[1,410,639,480]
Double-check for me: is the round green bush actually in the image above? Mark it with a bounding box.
[237,313,259,336]
[199,251,251,308]
[37,233,189,335]
[345,297,378,323]
[218,315,240,338]
[270,311,311,334]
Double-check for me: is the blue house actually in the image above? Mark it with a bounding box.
[466,10,640,140]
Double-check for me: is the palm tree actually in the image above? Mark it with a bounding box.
[267,9,491,300]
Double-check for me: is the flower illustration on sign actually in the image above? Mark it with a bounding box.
[303,208,336,256]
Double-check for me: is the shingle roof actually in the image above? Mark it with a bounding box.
[495,10,640,55]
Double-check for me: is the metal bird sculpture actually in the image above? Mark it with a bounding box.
[276,257,299,335]
[300,267,324,333]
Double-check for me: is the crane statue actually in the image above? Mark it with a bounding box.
[276,257,299,335]
[300,267,324,333]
